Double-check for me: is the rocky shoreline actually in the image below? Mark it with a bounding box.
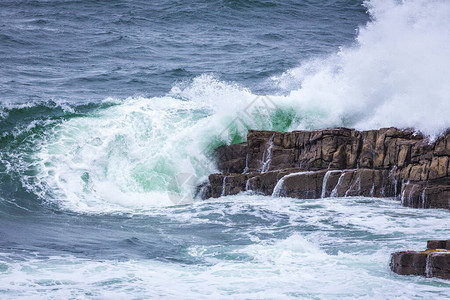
[390,240,450,279]
[199,127,450,209]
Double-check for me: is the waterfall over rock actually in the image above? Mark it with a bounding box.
[202,127,450,209]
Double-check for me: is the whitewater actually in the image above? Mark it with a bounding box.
[0,0,449,298]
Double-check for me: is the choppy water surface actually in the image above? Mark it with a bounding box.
[1,0,449,298]
[1,196,449,298]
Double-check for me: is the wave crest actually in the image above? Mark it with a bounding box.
[6,0,449,213]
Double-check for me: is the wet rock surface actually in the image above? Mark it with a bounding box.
[202,127,450,209]
[390,240,450,279]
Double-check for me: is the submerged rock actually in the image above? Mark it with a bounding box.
[201,127,450,209]
[390,240,450,279]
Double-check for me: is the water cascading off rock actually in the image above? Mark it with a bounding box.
[201,127,450,209]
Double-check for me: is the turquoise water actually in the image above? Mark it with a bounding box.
[1,0,450,298]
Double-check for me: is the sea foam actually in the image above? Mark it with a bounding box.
[21,0,450,212]
[274,0,450,139]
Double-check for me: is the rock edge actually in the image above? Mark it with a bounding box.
[390,240,450,279]
[199,127,450,209]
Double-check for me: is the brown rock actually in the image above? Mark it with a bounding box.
[358,130,377,168]
[321,170,343,198]
[428,157,440,180]
[429,252,450,279]
[397,144,411,168]
[276,170,327,199]
[400,165,412,180]
[438,156,449,177]
[246,169,296,195]
[373,129,388,168]
[391,245,450,279]
[423,183,450,209]
[332,170,356,197]
[427,240,449,250]
[390,251,427,276]
[203,127,450,209]
[409,165,423,181]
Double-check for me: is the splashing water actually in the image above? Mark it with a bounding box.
[3,0,449,213]
[0,1,450,298]
[273,0,450,138]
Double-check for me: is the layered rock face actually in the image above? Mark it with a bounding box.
[390,240,450,279]
[201,127,450,209]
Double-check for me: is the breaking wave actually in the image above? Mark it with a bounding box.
[1,0,449,212]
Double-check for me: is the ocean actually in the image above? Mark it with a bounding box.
[0,0,449,298]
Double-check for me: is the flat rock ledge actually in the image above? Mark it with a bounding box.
[198,127,450,209]
[390,240,450,279]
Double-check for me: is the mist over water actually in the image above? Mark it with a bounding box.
[0,0,449,298]
[275,0,450,138]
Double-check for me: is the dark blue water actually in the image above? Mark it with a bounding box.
[1,0,449,298]
[1,0,368,104]
[0,0,368,258]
